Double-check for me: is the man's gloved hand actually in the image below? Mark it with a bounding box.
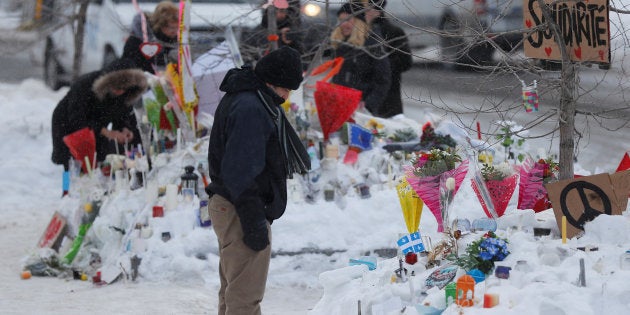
[242,220,269,251]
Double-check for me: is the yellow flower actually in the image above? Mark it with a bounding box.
[365,118,384,131]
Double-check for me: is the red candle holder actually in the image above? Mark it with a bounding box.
[405,252,418,265]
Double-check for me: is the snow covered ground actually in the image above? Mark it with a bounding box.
[2,4,630,315]
[2,77,630,315]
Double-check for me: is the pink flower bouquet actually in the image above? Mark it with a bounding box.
[404,148,469,232]
[517,157,558,212]
[471,163,519,218]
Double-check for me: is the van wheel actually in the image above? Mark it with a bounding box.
[44,41,64,91]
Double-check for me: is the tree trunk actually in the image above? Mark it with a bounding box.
[558,64,576,180]
[72,0,89,81]
[267,5,278,51]
[537,0,576,180]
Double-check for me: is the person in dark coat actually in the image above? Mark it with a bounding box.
[364,0,413,118]
[242,2,304,64]
[329,3,391,116]
[122,1,178,74]
[51,58,148,170]
[206,46,308,315]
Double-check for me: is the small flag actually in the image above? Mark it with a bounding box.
[347,123,373,151]
[397,231,425,254]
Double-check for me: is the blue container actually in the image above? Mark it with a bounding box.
[472,218,497,232]
[415,305,444,315]
[495,266,511,279]
[452,218,471,232]
[62,171,70,194]
[198,200,211,227]
[467,269,485,283]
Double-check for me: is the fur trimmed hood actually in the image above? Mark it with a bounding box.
[92,67,148,104]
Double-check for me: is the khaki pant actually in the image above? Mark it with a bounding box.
[209,194,272,315]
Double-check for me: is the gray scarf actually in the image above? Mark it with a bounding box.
[257,90,311,178]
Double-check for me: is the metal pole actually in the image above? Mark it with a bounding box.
[267,5,278,51]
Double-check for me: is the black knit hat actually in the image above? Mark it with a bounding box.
[254,46,303,90]
[337,2,365,22]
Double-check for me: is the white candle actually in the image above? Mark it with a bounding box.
[115,170,126,192]
[165,184,178,211]
[145,180,159,204]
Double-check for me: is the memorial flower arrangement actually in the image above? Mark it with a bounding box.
[419,122,457,150]
[518,156,559,212]
[404,148,469,232]
[538,157,559,184]
[472,162,519,218]
[410,148,462,177]
[365,118,385,137]
[449,231,510,274]
[480,163,513,182]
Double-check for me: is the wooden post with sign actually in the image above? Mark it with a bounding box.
[523,0,611,64]
[522,0,612,181]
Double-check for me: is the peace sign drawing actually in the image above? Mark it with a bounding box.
[560,181,612,229]
[546,173,629,239]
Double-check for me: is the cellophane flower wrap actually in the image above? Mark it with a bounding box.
[448,231,510,274]
[471,163,519,218]
[518,157,558,212]
[396,177,424,234]
[404,148,469,232]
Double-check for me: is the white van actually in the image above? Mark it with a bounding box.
[44,0,260,90]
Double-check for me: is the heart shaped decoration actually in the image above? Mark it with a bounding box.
[140,42,163,59]
[598,50,605,60]
[525,19,532,28]
[574,47,582,59]
[544,47,552,56]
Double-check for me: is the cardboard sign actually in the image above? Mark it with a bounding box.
[546,171,630,238]
[37,211,67,251]
[523,0,610,63]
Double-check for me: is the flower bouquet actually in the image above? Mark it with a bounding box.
[518,156,558,212]
[404,148,469,232]
[448,231,510,274]
[471,163,519,218]
[396,177,424,234]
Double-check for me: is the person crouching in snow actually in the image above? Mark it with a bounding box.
[206,46,309,315]
[51,58,148,172]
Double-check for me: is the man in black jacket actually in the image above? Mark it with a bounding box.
[51,58,148,171]
[206,46,308,315]
[365,0,413,118]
